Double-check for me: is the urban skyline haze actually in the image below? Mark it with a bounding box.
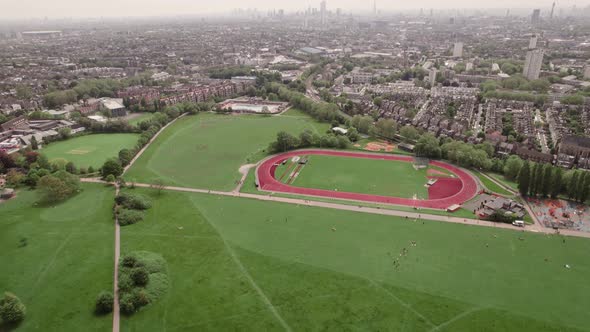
[1,0,589,19]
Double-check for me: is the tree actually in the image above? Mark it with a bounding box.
[65,161,77,174]
[6,169,24,187]
[37,171,80,203]
[346,127,360,142]
[101,158,123,179]
[372,119,397,140]
[58,127,72,140]
[118,149,134,166]
[269,131,300,153]
[350,115,373,134]
[568,171,579,200]
[131,267,149,286]
[373,97,383,108]
[151,179,166,196]
[541,164,552,197]
[579,172,590,203]
[30,136,39,150]
[399,126,419,142]
[95,291,114,314]
[105,174,116,183]
[551,167,563,198]
[532,163,544,197]
[518,161,531,196]
[0,292,26,323]
[298,130,315,148]
[503,156,524,181]
[414,134,441,159]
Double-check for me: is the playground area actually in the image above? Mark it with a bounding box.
[257,150,479,209]
[527,198,590,232]
[354,140,396,152]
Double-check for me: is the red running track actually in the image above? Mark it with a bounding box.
[256,150,479,209]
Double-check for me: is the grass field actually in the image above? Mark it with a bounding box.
[487,172,519,191]
[41,133,139,169]
[290,154,429,198]
[119,188,590,331]
[0,184,114,331]
[474,172,514,197]
[127,113,155,126]
[125,112,329,191]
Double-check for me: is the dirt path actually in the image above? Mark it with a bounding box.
[234,164,255,193]
[80,178,590,239]
[112,185,121,332]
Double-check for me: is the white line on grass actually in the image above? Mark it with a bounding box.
[367,279,436,328]
[192,201,293,332]
[429,307,483,332]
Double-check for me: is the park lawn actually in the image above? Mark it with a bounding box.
[292,154,429,198]
[125,112,329,191]
[474,172,514,197]
[128,113,155,125]
[487,172,519,192]
[40,133,139,169]
[119,188,589,331]
[0,184,114,331]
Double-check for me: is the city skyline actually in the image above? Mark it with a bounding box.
[1,0,589,19]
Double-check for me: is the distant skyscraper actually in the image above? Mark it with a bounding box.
[550,2,556,19]
[373,0,377,16]
[531,9,541,25]
[453,42,463,58]
[523,49,544,80]
[320,0,327,26]
[529,35,538,49]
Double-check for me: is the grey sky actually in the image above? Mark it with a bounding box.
[1,0,588,19]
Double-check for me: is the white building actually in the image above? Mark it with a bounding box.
[523,49,544,80]
[584,65,590,79]
[452,42,463,58]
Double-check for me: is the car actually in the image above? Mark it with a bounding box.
[512,220,525,227]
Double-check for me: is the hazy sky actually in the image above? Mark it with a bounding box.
[1,0,588,19]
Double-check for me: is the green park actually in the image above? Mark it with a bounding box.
[40,133,139,170]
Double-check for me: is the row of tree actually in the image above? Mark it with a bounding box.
[268,130,351,153]
[518,161,590,202]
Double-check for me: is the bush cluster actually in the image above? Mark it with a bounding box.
[117,208,145,226]
[117,252,168,316]
[115,193,152,210]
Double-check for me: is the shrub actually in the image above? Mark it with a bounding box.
[121,254,139,268]
[131,289,150,308]
[131,267,149,287]
[117,209,144,226]
[0,292,26,323]
[95,291,114,314]
[119,294,136,315]
[118,273,134,293]
[115,193,151,210]
[105,174,116,183]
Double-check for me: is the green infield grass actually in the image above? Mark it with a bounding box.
[41,133,139,169]
[289,154,429,198]
[0,184,114,331]
[125,112,329,191]
[119,188,590,331]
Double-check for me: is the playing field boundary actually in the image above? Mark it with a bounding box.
[256,149,479,210]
